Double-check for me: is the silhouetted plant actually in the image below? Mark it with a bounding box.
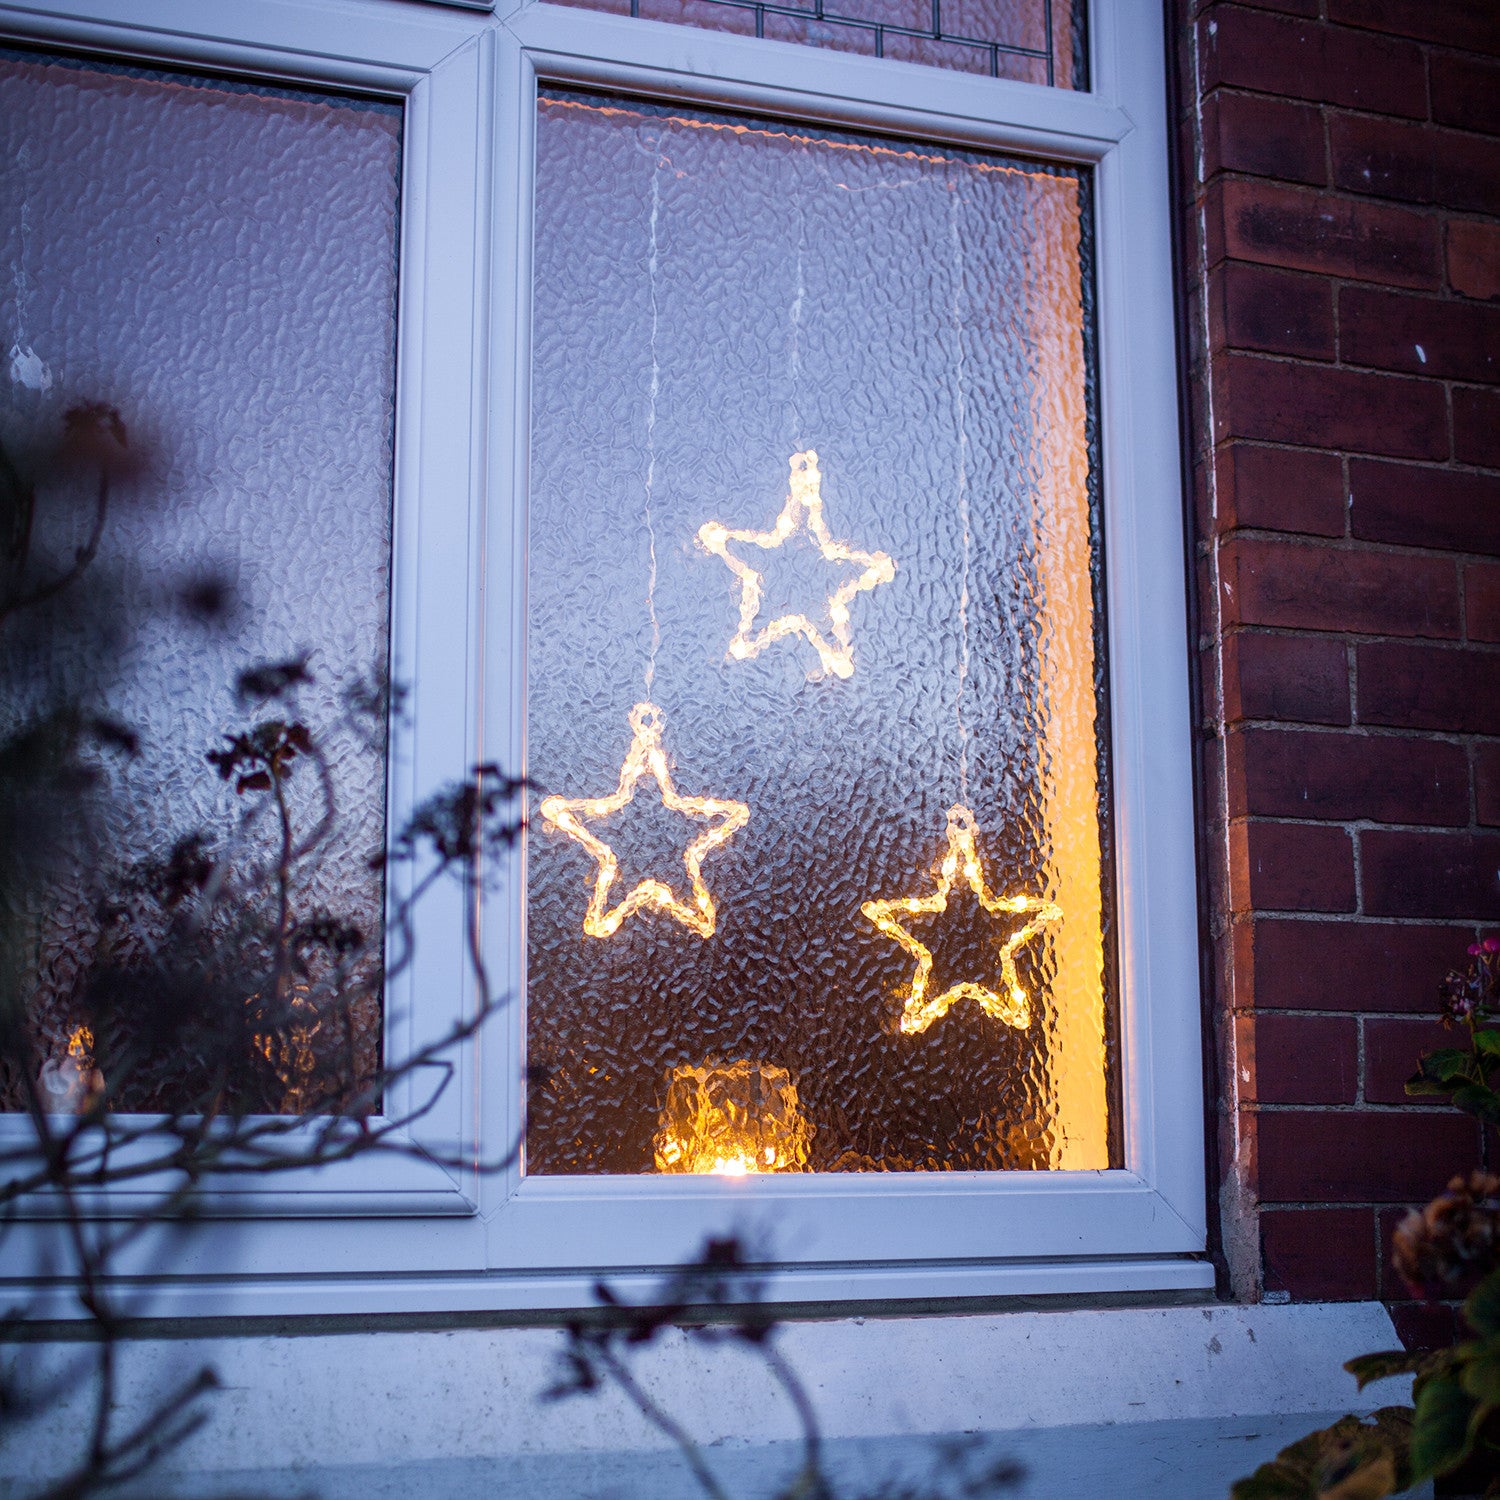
[550,1236,1022,1500]
[2,404,1019,1500]
[1231,943,1500,1499]
[0,405,525,1495]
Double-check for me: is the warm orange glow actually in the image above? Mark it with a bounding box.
[1022,180,1110,1168]
[539,701,750,939]
[655,1058,812,1174]
[248,982,321,1110]
[40,1026,102,1113]
[862,805,1061,1035]
[697,450,895,681]
[543,94,1062,186]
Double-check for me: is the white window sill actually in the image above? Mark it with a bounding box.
[5,1301,1413,1497]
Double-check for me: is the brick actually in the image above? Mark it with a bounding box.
[1330,113,1436,204]
[636,0,756,33]
[1449,220,1500,301]
[1325,0,1500,57]
[1210,178,1441,289]
[1364,1016,1456,1104]
[1387,1300,1465,1351]
[1229,819,1356,913]
[1207,0,1318,15]
[1241,1013,1359,1103]
[1227,727,1469,825]
[1455,388,1500,469]
[1223,632,1350,725]
[1202,7,1428,118]
[1477,742,1500,825]
[1203,91,1326,186]
[1262,1207,1376,1299]
[1330,116,1500,215]
[884,33,1017,79]
[1221,537,1459,637]
[1378,1206,1413,1299]
[1218,442,1344,535]
[1349,459,1500,554]
[1362,829,1500,920]
[1467,562,1500,642]
[1339,286,1500,382]
[1244,918,1469,1013]
[763,12,881,57]
[1230,355,1452,462]
[1431,53,1500,137]
[1257,1109,1480,1202]
[1212,263,1335,361]
[1215,355,1448,460]
[1358,641,1500,733]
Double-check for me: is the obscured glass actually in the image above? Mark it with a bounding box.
[526,92,1115,1175]
[0,51,401,1113]
[551,0,1088,89]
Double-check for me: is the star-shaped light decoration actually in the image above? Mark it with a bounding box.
[861,805,1062,1035]
[696,449,896,680]
[538,701,749,939]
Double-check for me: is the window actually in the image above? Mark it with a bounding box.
[526,92,1115,1178]
[0,0,1205,1313]
[1,46,400,1117]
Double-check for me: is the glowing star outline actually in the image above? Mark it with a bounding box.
[697,449,896,681]
[861,805,1062,1035]
[538,701,749,940]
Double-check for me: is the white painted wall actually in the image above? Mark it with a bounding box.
[3,1301,1425,1499]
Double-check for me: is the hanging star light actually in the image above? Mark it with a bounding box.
[861,805,1062,1035]
[697,450,896,680]
[539,701,749,939]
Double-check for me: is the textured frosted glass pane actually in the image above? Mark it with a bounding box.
[552,0,1087,89]
[0,53,400,1111]
[527,93,1114,1176]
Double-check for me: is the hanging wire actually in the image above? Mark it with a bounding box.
[948,181,972,804]
[642,136,664,694]
[787,193,806,455]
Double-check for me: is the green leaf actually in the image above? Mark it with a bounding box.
[1230,1412,1414,1500]
[1321,1452,1399,1500]
[1467,1273,1500,1339]
[1410,1376,1479,1479]
[1366,1408,1417,1492]
[1230,1462,1314,1500]
[1419,1048,1476,1083]
[1449,1082,1500,1123]
[1406,1075,1457,1097]
[1462,1352,1500,1405]
[1473,1029,1500,1060]
[1346,1351,1429,1390]
[1232,1420,1348,1500]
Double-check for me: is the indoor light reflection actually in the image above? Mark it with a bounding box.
[654,1058,812,1174]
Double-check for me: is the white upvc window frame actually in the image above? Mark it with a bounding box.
[0,0,1209,1315]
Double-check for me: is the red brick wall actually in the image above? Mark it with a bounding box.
[1176,0,1500,1328]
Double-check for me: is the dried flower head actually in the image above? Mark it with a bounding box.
[1392,1170,1500,1296]
[1439,940,1500,1026]
[1441,970,1479,1024]
[57,401,143,481]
